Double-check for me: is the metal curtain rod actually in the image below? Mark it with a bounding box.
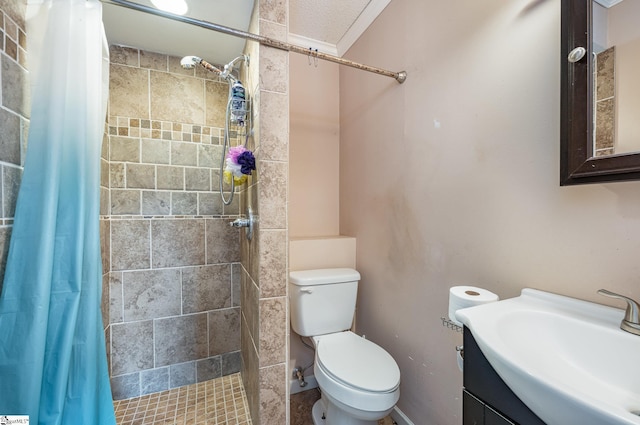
[100,0,407,84]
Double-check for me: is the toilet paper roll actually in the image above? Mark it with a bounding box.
[448,286,499,326]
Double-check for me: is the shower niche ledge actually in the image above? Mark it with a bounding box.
[289,236,356,271]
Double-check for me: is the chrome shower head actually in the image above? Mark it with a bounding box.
[180,55,249,83]
[180,55,202,69]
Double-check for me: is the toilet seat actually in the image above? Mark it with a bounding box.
[315,331,400,393]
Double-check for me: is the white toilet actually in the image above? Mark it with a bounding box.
[289,268,400,425]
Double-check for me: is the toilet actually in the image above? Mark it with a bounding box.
[289,268,400,425]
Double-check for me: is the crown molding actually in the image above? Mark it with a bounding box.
[594,0,624,8]
[288,0,392,58]
[287,33,339,56]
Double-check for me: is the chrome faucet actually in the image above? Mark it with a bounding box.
[228,206,256,241]
[597,289,640,336]
[229,218,250,228]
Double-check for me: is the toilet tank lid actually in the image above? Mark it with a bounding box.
[289,268,360,286]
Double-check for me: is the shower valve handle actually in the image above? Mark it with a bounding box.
[228,206,256,241]
[230,218,250,228]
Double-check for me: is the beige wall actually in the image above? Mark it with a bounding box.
[614,39,640,154]
[290,53,340,237]
[288,50,345,389]
[609,0,640,45]
[609,0,640,154]
[339,0,640,424]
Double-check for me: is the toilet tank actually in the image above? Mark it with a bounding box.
[289,268,361,337]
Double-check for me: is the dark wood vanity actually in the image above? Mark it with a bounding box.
[462,328,545,425]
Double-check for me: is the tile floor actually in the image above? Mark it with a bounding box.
[113,373,251,425]
[114,375,395,425]
[290,388,396,425]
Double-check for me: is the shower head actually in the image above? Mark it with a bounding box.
[180,55,249,83]
[180,56,202,69]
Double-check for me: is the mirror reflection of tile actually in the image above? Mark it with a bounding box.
[594,46,615,157]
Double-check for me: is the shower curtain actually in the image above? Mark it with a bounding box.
[0,0,115,423]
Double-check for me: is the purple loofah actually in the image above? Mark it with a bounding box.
[237,151,256,175]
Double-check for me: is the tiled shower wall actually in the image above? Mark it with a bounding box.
[0,1,28,295]
[238,1,290,423]
[103,46,245,400]
[0,3,292,423]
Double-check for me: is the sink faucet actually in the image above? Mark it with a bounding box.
[597,289,640,336]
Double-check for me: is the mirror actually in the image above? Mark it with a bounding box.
[561,0,640,185]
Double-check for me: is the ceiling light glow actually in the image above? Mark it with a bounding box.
[150,0,188,15]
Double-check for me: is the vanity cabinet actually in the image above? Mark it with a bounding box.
[462,328,545,425]
[463,390,514,425]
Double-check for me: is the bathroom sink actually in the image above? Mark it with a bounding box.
[456,288,640,425]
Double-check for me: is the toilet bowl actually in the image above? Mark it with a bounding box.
[311,331,400,425]
[289,268,401,425]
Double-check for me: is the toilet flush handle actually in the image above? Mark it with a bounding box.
[300,288,313,294]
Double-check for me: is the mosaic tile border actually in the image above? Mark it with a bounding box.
[108,116,223,144]
[103,215,240,220]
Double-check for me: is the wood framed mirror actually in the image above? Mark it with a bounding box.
[561,0,640,185]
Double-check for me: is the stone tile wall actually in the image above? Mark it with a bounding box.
[0,1,28,294]
[239,0,290,423]
[104,46,245,400]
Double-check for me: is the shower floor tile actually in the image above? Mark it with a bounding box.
[113,373,251,425]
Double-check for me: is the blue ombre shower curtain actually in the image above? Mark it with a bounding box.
[0,0,115,424]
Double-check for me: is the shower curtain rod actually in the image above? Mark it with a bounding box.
[100,0,407,84]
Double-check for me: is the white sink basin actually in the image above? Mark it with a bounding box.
[456,288,640,425]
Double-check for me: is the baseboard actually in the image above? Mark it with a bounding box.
[289,375,318,395]
[391,406,415,425]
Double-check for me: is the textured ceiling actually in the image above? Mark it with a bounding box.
[102,0,388,66]
[289,0,371,45]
